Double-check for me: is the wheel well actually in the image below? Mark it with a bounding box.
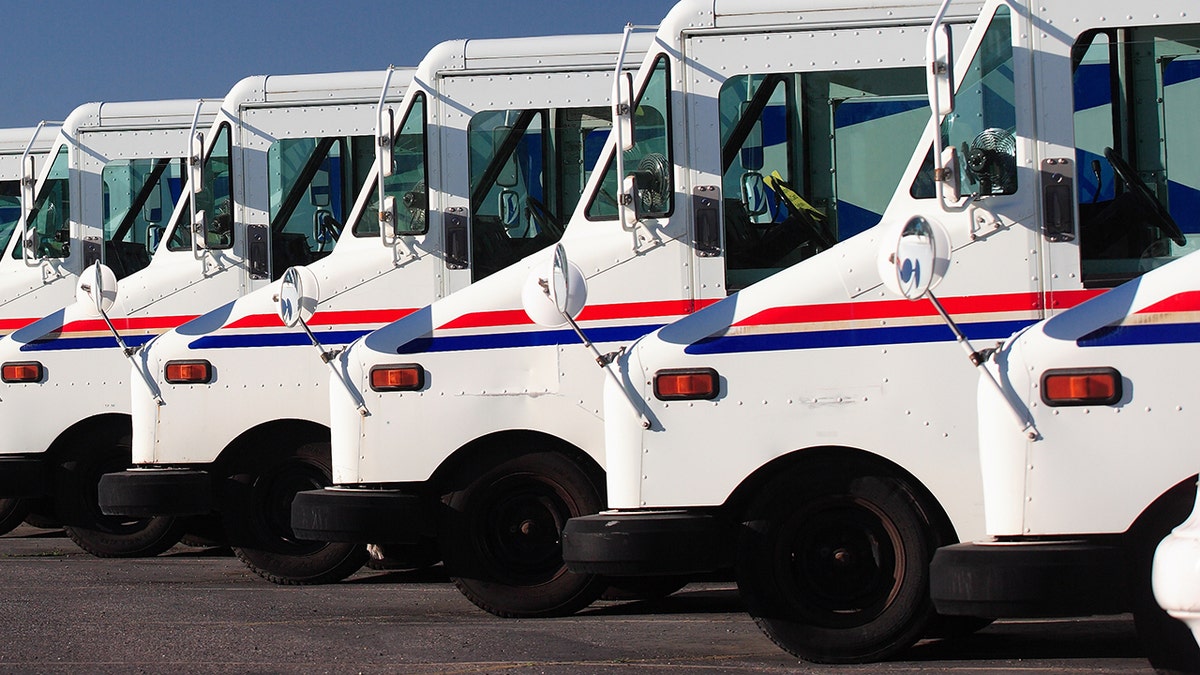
[45,413,130,463]
[723,446,961,548]
[428,429,605,498]
[213,419,329,473]
[1127,474,1198,543]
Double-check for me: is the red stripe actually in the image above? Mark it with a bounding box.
[0,318,38,332]
[224,308,418,330]
[441,298,720,330]
[1138,291,1200,315]
[735,291,1100,328]
[58,315,199,334]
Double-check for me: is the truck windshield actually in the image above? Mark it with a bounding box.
[102,157,185,279]
[720,67,927,291]
[168,123,234,251]
[14,144,71,260]
[268,134,373,277]
[352,93,428,238]
[468,105,611,281]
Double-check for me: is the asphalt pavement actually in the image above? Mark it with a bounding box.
[0,524,1156,674]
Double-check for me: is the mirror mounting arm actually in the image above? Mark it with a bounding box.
[295,316,371,417]
[536,277,650,429]
[923,289,1037,439]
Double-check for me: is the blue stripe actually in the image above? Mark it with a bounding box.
[189,329,370,350]
[20,334,156,352]
[684,320,1032,355]
[1078,322,1200,348]
[395,323,664,355]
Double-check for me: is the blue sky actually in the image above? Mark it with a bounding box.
[2,0,677,128]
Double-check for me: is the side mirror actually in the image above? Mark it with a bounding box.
[520,243,587,327]
[740,171,770,223]
[19,155,35,238]
[309,167,331,208]
[615,71,635,152]
[927,23,955,117]
[378,107,395,178]
[76,262,118,317]
[276,265,319,328]
[313,209,339,248]
[146,225,164,254]
[494,125,519,188]
[142,181,163,224]
[877,215,952,300]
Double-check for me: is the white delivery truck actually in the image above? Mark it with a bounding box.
[0,105,223,534]
[98,35,647,587]
[553,0,1200,664]
[0,125,56,534]
[290,0,990,620]
[870,213,1200,671]
[0,71,409,558]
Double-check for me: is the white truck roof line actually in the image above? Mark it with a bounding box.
[64,99,224,133]
[0,127,59,176]
[656,0,984,32]
[422,32,656,75]
[224,70,417,107]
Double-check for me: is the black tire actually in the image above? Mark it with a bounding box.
[440,449,607,618]
[0,498,30,536]
[736,458,936,664]
[56,429,185,558]
[1131,483,1200,673]
[223,442,367,585]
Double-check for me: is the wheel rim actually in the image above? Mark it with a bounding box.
[473,473,575,585]
[250,459,330,554]
[778,494,905,628]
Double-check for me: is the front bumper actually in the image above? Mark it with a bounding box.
[0,456,49,498]
[562,511,734,576]
[98,468,214,517]
[930,540,1130,618]
[290,487,429,543]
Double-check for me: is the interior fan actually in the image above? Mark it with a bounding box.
[635,152,671,214]
[402,180,427,229]
[964,127,1017,195]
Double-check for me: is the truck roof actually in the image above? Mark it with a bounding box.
[223,69,416,107]
[419,32,656,76]
[0,126,60,156]
[660,0,984,32]
[62,99,223,133]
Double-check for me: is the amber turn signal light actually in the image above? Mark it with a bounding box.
[654,368,719,401]
[164,360,213,384]
[1041,367,1121,407]
[370,364,425,392]
[1,362,43,383]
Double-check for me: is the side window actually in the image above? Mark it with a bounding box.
[0,180,21,257]
[722,68,927,291]
[266,134,372,277]
[353,93,427,237]
[1077,24,1200,286]
[909,7,1016,200]
[586,56,671,220]
[15,144,71,260]
[168,123,233,251]
[468,105,611,281]
[101,157,185,279]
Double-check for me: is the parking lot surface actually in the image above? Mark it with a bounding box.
[0,525,1155,673]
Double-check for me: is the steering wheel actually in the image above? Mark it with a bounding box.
[1105,147,1186,246]
[525,195,562,238]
